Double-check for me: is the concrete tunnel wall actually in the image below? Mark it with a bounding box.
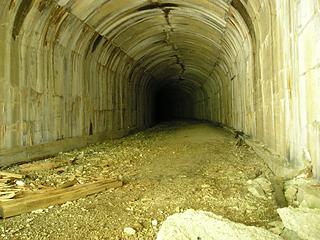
[0,0,320,178]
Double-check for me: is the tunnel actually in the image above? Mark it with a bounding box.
[0,0,320,182]
[1,0,320,238]
[0,0,320,177]
[154,84,195,121]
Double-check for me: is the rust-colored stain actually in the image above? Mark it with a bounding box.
[51,6,67,25]
[9,0,15,10]
[37,0,49,13]
[43,7,68,46]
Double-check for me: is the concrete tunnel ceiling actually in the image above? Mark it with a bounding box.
[53,0,252,121]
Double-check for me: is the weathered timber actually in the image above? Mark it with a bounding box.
[0,179,123,218]
[0,171,24,179]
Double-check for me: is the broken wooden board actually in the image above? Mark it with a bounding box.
[0,171,24,179]
[0,172,24,200]
[0,191,16,200]
[0,179,123,218]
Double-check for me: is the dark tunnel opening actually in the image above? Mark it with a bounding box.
[154,84,194,122]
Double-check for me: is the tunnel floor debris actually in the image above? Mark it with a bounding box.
[0,121,281,239]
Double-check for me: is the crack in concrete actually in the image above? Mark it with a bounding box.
[163,8,172,27]
[160,7,186,79]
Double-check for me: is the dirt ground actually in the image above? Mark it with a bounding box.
[0,121,281,240]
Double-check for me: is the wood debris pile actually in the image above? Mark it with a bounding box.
[0,171,25,201]
[0,165,123,218]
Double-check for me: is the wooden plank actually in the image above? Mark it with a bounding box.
[0,171,24,179]
[0,192,16,200]
[0,179,123,218]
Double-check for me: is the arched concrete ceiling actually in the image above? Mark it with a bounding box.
[54,0,243,93]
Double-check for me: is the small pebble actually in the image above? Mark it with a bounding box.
[61,201,73,208]
[123,227,136,235]
[26,218,34,223]
[32,209,44,214]
[15,180,25,187]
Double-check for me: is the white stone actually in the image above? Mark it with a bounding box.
[152,219,158,226]
[157,209,282,240]
[15,180,25,187]
[277,207,320,240]
[123,227,136,235]
[248,185,266,198]
[31,209,44,214]
[61,201,73,208]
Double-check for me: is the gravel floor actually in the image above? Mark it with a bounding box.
[0,121,281,239]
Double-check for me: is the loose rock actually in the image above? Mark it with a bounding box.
[285,186,298,205]
[280,228,302,240]
[123,227,136,235]
[152,219,158,226]
[157,209,282,240]
[277,207,320,240]
[284,178,320,208]
[247,177,272,199]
